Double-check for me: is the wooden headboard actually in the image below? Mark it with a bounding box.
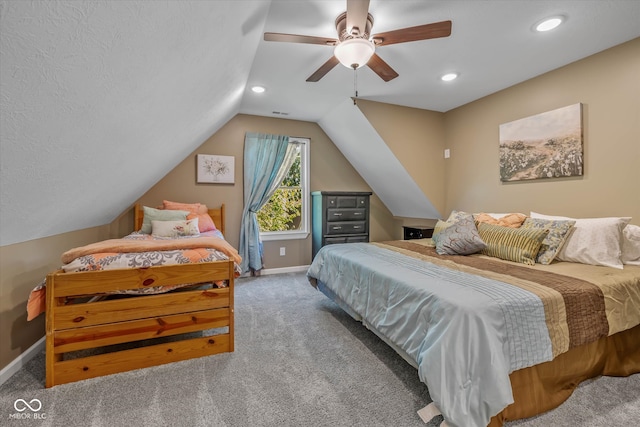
[134,204,226,235]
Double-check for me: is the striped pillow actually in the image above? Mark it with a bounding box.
[477,222,549,265]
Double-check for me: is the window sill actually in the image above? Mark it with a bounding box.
[260,230,309,241]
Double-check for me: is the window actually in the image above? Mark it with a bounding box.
[258,137,310,241]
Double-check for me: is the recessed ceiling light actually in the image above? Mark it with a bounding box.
[535,16,564,32]
[441,73,458,82]
[251,85,266,93]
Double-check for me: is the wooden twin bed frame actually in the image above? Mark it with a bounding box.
[45,204,234,387]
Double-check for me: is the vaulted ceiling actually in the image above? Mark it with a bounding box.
[1,1,639,246]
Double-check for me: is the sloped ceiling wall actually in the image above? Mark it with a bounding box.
[319,99,441,219]
[7,2,634,247]
[0,0,269,246]
[1,0,443,247]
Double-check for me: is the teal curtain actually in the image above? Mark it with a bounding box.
[239,133,297,274]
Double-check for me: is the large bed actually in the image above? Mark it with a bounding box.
[307,213,640,427]
[29,202,242,388]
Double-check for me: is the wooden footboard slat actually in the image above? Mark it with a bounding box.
[46,258,236,388]
[50,333,231,386]
[54,288,230,329]
[53,307,230,353]
[49,263,231,297]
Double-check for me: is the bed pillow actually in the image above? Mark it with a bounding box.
[475,213,527,228]
[186,212,216,232]
[140,206,189,234]
[151,219,200,238]
[432,214,486,255]
[521,217,576,264]
[162,200,203,213]
[446,210,473,224]
[432,220,452,239]
[483,213,510,219]
[621,224,640,266]
[447,210,526,228]
[530,212,630,269]
[162,200,217,232]
[477,223,549,265]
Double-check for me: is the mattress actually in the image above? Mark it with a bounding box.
[306,239,640,427]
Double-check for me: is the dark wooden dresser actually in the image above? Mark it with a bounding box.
[312,191,372,258]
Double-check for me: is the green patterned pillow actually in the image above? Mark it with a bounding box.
[521,217,576,264]
[477,222,549,265]
[140,206,190,234]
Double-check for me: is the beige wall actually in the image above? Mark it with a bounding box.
[443,38,640,223]
[132,114,399,271]
[0,225,113,369]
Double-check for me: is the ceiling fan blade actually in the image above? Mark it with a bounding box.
[367,53,399,82]
[264,32,338,46]
[346,0,370,37]
[372,20,452,46]
[306,56,340,82]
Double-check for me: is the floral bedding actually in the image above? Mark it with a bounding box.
[26,230,241,321]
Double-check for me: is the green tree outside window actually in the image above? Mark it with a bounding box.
[257,147,302,231]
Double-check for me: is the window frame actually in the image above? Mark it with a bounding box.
[259,137,310,241]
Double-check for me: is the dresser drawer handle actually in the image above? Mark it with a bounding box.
[332,226,342,230]
[333,213,342,216]
[354,212,362,216]
[353,226,361,229]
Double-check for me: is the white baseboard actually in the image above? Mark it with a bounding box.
[261,265,310,275]
[0,336,45,387]
[240,265,310,278]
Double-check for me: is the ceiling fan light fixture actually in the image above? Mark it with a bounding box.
[334,38,375,69]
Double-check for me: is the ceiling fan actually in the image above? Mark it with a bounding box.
[264,0,452,82]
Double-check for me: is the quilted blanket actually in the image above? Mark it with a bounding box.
[307,240,640,427]
[61,235,241,264]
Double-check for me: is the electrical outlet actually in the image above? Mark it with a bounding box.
[279,247,286,256]
[444,149,451,159]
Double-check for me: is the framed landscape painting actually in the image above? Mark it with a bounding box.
[197,154,235,184]
[499,103,583,182]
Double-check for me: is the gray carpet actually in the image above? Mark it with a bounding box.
[1,272,638,427]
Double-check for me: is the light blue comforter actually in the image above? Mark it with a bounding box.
[307,243,554,427]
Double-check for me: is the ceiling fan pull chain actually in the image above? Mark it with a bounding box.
[353,65,358,105]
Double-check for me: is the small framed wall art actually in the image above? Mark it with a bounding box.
[197,154,235,184]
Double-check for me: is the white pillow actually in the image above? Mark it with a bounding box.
[151,218,200,238]
[622,224,640,266]
[530,212,630,269]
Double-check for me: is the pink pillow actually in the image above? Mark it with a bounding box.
[188,213,216,232]
[162,200,216,232]
[475,212,527,228]
[157,201,208,214]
